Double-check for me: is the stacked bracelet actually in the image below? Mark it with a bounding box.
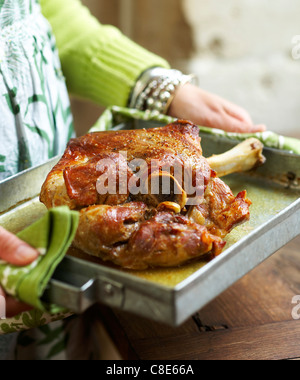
[129,68,198,116]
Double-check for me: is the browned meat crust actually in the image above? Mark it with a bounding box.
[40,120,251,270]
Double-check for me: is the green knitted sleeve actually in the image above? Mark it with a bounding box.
[40,0,170,107]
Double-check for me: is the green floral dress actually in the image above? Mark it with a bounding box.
[0,0,74,181]
[0,0,75,360]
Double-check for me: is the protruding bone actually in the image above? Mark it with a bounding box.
[157,202,182,214]
[144,172,188,210]
[207,138,266,177]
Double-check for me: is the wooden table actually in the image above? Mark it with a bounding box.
[98,235,300,360]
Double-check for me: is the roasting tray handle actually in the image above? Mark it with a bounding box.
[42,256,125,313]
[42,255,174,322]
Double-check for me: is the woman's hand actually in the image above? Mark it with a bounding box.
[0,227,39,318]
[168,83,266,133]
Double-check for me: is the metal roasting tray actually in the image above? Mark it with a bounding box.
[1,119,300,326]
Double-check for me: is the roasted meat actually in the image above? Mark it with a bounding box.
[40,120,255,270]
[75,204,226,269]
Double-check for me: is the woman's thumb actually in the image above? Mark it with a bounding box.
[0,227,39,267]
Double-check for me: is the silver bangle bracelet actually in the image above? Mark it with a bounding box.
[129,68,198,115]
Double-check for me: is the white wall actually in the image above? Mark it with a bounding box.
[183,0,300,137]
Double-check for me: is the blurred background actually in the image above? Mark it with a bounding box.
[72,0,300,138]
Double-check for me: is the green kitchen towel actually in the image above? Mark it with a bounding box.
[90,106,300,155]
[0,206,79,313]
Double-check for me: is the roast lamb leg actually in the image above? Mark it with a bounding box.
[40,121,261,270]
